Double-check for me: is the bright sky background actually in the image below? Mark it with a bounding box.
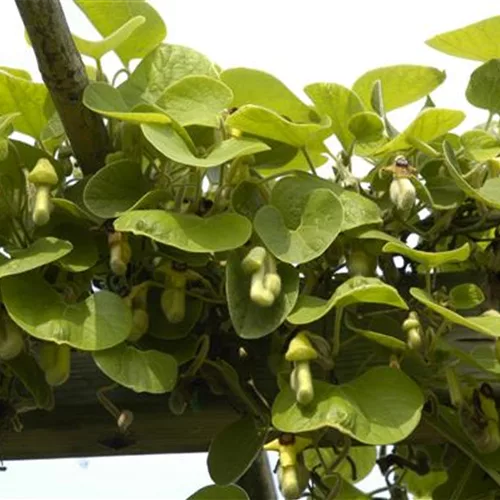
[0,1,499,499]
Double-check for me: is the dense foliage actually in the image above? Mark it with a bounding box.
[2,2,500,498]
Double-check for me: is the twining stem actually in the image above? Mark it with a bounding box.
[425,269,433,295]
[332,306,344,358]
[301,147,318,176]
[485,111,495,132]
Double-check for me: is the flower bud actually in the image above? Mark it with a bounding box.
[390,177,416,211]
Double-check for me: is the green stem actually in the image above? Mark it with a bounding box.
[302,147,318,176]
[485,111,495,132]
[332,306,344,358]
[425,269,432,295]
[257,169,305,185]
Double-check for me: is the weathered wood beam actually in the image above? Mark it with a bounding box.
[15,0,110,174]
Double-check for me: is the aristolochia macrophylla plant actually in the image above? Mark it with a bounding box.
[3,3,500,498]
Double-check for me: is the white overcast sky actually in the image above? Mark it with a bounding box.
[0,1,499,499]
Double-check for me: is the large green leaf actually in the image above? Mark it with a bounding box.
[221,68,312,122]
[83,82,171,123]
[71,16,145,60]
[426,16,500,62]
[376,108,465,154]
[207,415,267,485]
[156,75,233,128]
[288,276,407,325]
[52,224,99,273]
[93,344,177,394]
[187,485,249,500]
[142,123,270,167]
[414,175,466,210]
[382,241,470,268]
[304,83,364,150]
[254,188,344,264]
[0,237,72,278]
[353,65,445,112]
[443,140,500,209]
[411,287,500,339]
[6,352,54,410]
[272,366,424,444]
[0,69,53,138]
[225,105,330,147]
[74,0,166,64]
[1,273,132,350]
[449,283,485,310]
[339,190,382,231]
[461,130,500,162]
[119,44,218,106]
[268,174,381,233]
[114,210,252,253]
[84,159,151,218]
[466,59,500,113]
[348,111,385,142]
[226,251,299,338]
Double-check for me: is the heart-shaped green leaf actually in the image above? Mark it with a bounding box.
[142,123,270,167]
[382,241,470,268]
[466,59,500,113]
[438,339,500,376]
[414,176,466,210]
[304,83,364,151]
[353,65,445,112]
[288,277,407,325]
[411,287,500,339]
[272,366,424,444]
[449,283,485,310]
[187,485,249,500]
[156,75,233,128]
[0,69,53,138]
[226,251,299,338]
[71,16,145,60]
[426,16,500,62]
[1,273,132,350]
[339,190,382,231]
[6,352,54,410]
[225,105,330,147]
[52,224,99,273]
[461,130,500,162]
[207,415,268,485]
[221,68,312,122]
[83,82,171,123]
[115,210,252,253]
[254,188,343,264]
[268,174,381,233]
[443,141,500,209]
[119,44,218,106]
[347,111,385,141]
[93,343,177,394]
[376,108,465,154]
[231,180,267,220]
[84,159,152,218]
[74,0,166,64]
[0,237,73,278]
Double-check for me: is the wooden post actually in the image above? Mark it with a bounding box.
[15,0,110,174]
